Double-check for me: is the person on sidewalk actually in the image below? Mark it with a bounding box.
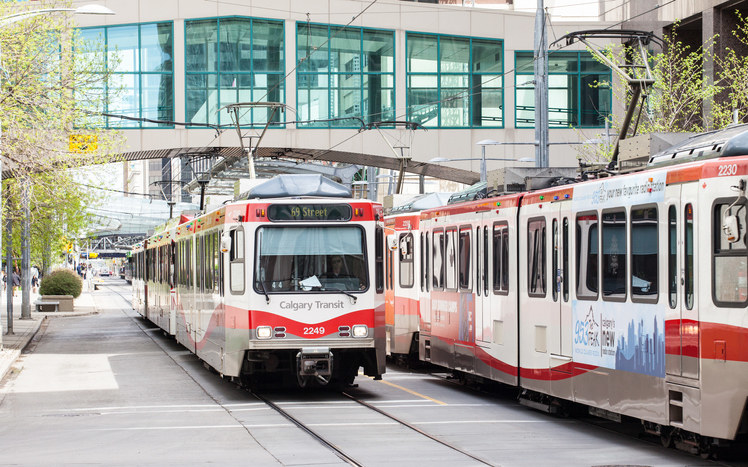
[12,268,20,297]
[31,265,40,293]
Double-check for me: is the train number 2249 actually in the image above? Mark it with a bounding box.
[303,327,325,335]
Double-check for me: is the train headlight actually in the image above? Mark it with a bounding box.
[256,326,272,339]
[352,325,368,338]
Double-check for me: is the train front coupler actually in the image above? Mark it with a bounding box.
[296,347,333,385]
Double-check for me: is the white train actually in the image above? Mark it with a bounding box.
[133,175,386,387]
[386,125,748,455]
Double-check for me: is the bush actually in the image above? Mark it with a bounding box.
[39,268,83,298]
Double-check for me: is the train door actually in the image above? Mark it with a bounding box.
[549,202,573,398]
[665,183,700,380]
[475,221,488,345]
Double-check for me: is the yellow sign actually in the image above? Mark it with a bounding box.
[69,134,98,153]
[88,252,98,259]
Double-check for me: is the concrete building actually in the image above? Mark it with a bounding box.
[72,0,622,203]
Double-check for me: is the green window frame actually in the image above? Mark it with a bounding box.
[406,32,503,129]
[296,22,395,128]
[185,17,285,127]
[78,22,174,129]
[515,50,611,128]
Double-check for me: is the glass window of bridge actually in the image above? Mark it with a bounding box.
[78,22,174,128]
[186,17,285,126]
[515,51,611,128]
[296,23,394,127]
[407,33,502,128]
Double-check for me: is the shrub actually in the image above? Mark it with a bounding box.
[39,268,83,298]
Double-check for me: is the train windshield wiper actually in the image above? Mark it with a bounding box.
[321,286,357,303]
[257,280,270,304]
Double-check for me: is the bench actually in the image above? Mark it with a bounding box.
[35,300,60,313]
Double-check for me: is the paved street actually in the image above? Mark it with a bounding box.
[0,279,745,466]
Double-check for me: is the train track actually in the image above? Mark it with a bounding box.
[253,389,496,467]
[102,282,495,467]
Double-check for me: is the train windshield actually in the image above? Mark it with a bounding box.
[255,226,367,293]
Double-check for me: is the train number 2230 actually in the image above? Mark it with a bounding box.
[304,327,325,335]
[718,164,739,176]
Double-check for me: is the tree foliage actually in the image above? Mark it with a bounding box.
[0,0,123,269]
[714,11,748,128]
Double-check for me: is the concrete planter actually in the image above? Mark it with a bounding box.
[40,295,74,312]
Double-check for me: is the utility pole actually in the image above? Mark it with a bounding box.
[534,0,549,167]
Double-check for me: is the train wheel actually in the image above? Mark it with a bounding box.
[660,427,673,448]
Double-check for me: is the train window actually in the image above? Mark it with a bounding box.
[229,229,245,294]
[668,206,677,308]
[255,226,368,293]
[552,219,559,302]
[375,225,384,293]
[684,204,694,309]
[214,232,220,294]
[528,218,546,297]
[420,232,425,292]
[476,227,481,297]
[424,232,430,292]
[713,201,748,306]
[387,244,394,290]
[576,213,598,300]
[563,218,569,302]
[198,236,205,292]
[493,223,509,295]
[432,230,444,290]
[631,206,658,302]
[602,210,626,300]
[186,240,191,288]
[459,228,471,291]
[445,228,458,290]
[399,233,414,288]
[483,226,489,296]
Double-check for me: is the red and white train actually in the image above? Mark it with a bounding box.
[385,125,748,453]
[132,175,386,387]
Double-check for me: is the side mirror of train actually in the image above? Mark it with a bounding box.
[723,215,741,243]
[387,236,398,251]
[220,234,231,253]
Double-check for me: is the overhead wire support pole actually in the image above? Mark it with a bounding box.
[534,0,549,168]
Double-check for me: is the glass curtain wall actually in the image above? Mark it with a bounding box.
[79,23,174,128]
[515,51,611,128]
[406,33,502,128]
[296,23,394,127]
[185,17,285,126]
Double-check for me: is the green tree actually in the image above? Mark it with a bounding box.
[579,24,719,163]
[0,1,122,271]
[714,11,748,128]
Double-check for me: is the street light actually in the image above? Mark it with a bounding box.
[2,4,116,336]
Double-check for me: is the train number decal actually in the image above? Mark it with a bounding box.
[304,326,326,335]
[718,163,738,177]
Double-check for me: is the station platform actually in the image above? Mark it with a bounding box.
[0,284,99,382]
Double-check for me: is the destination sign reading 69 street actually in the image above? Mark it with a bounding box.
[268,204,352,221]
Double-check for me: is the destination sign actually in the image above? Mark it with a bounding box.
[268,204,352,221]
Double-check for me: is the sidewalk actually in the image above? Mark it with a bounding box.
[0,287,98,382]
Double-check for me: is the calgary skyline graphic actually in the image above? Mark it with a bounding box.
[614,317,665,377]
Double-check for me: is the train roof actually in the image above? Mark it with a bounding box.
[238,174,351,199]
[648,123,748,167]
[390,192,452,213]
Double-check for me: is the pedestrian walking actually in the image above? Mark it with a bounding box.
[31,265,40,293]
[12,267,21,297]
[1,270,5,292]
